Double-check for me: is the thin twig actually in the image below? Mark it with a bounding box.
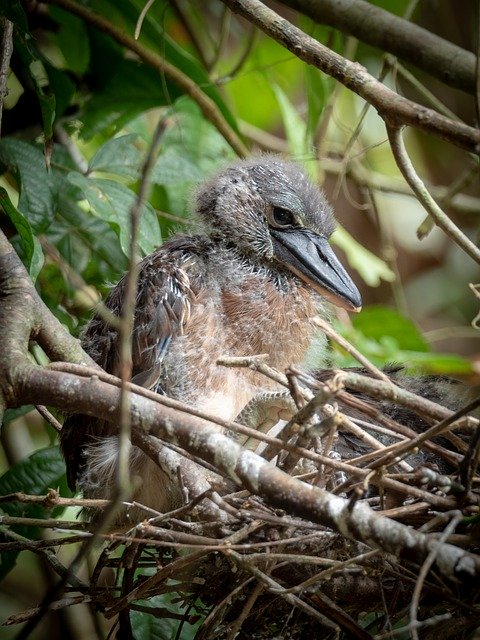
[386,124,480,264]
[408,511,462,640]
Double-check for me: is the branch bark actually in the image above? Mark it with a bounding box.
[280,0,477,95]
[220,0,480,153]
[10,364,479,582]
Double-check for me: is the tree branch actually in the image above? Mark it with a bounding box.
[386,124,480,264]
[1,364,475,581]
[280,0,476,95]
[220,0,480,153]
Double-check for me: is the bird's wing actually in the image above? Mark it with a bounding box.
[130,251,196,391]
[60,239,203,489]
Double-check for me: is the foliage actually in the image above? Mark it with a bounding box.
[0,1,479,638]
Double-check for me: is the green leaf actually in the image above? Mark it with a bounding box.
[272,84,308,159]
[68,173,161,256]
[305,65,329,142]
[0,188,44,279]
[80,59,181,140]
[0,447,71,514]
[131,593,203,640]
[0,139,57,232]
[90,0,238,134]
[49,6,90,75]
[1,406,34,426]
[331,225,395,287]
[396,351,474,376]
[0,0,29,34]
[151,97,235,187]
[89,134,146,181]
[0,446,73,581]
[352,305,430,352]
[13,32,56,148]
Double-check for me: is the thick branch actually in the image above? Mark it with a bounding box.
[281,0,476,95]
[11,364,480,582]
[0,231,97,370]
[220,0,480,153]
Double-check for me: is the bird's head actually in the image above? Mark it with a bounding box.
[195,156,362,312]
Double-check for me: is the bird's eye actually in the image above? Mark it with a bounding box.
[271,207,295,228]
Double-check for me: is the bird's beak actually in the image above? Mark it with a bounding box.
[271,228,362,312]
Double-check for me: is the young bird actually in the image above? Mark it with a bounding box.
[61,156,361,514]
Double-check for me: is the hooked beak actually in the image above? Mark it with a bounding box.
[271,228,362,312]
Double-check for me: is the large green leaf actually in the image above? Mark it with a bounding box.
[352,305,430,352]
[13,31,56,147]
[68,173,161,256]
[89,134,146,181]
[90,0,238,134]
[0,139,57,232]
[49,6,90,75]
[0,0,29,34]
[80,59,181,140]
[12,31,74,153]
[331,225,395,287]
[151,97,235,186]
[272,84,308,160]
[0,446,73,582]
[0,188,44,279]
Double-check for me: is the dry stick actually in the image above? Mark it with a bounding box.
[4,596,93,627]
[336,370,479,426]
[116,118,167,520]
[44,0,248,157]
[220,0,480,153]
[35,404,62,433]
[105,521,265,617]
[276,549,379,595]
[48,362,456,508]
[386,124,480,264]
[47,362,455,507]
[312,316,391,382]
[322,156,480,215]
[0,528,88,589]
[225,580,265,640]
[344,382,480,471]
[197,576,256,639]
[24,369,480,577]
[409,511,463,640]
[385,54,461,123]
[225,549,340,633]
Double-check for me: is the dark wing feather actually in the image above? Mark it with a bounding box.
[60,237,205,490]
[130,253,194,391]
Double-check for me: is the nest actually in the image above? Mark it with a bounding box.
[3,359,480,640]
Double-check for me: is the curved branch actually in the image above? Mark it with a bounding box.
[386,124,480,265]
[220,0,480,153]
[281,0,476,95]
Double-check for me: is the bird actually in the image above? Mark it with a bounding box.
[60,155,362,516]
